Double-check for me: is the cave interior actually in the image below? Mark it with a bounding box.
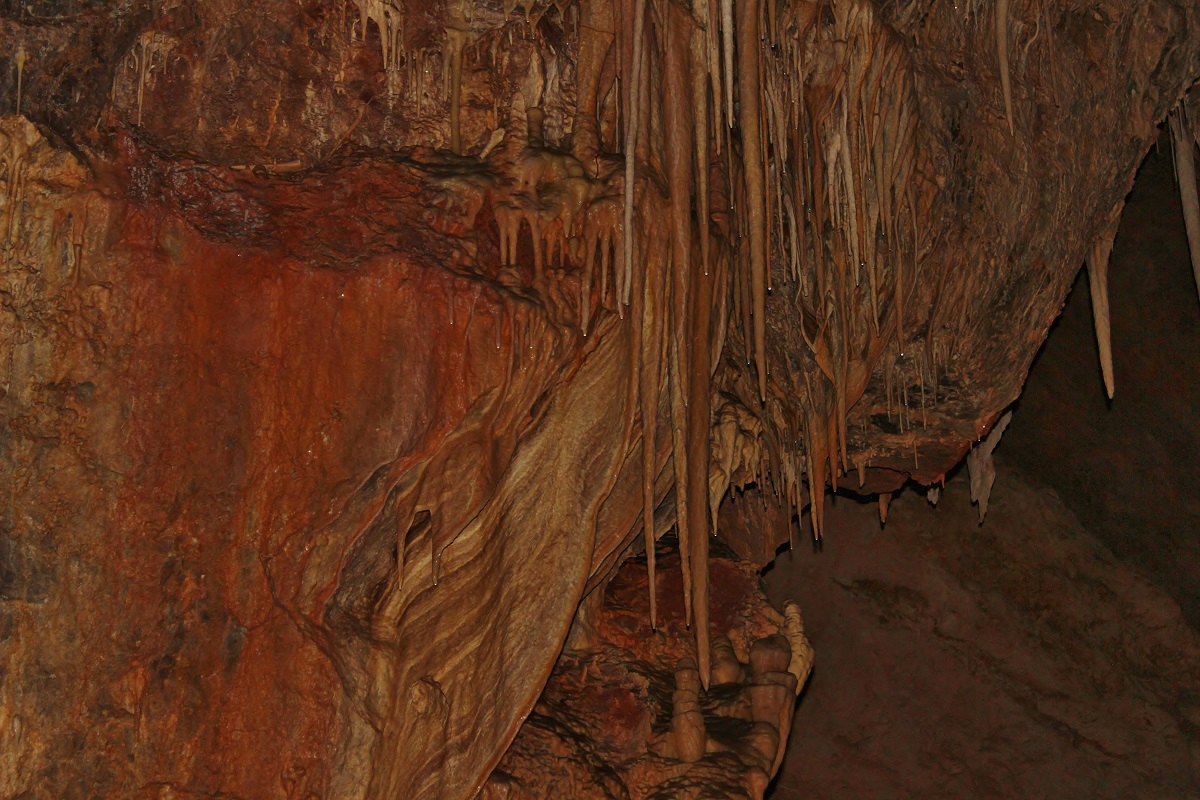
[1,0,1199,798]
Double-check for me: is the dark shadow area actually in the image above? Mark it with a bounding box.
[1004,136,1200,631]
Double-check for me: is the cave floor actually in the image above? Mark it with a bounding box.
[765,140,1200,799]
[766,461,1200,799]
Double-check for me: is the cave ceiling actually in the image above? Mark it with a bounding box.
[2,0,1200,797]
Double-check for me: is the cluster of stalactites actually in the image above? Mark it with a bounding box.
[741,0,922,544]
[611,0,730,687]
[341,0,928,685]
[604,0,927,683]
[1170,102,1200,323]
[350,0,472,150]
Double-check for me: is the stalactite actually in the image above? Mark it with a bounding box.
[573,2,615,168]
[685,82,715,697]
[739,217,755,366]
[996,0,1014,135]
[894,193,906,354]
[1170,108,1200,304]
[129,31,176,127]
[736,0,769,400]
[663,1,711,683]
[967,411,1013,523]
[638,221,663,628]
[721,0,735,124]
[668,314,695,626]
[14,46,25,116]
[621,0,649,311]
[353,0,406,96]
[446,22,468,153]
[701,0,722,150]
[1087,216,1119,399]
[691,27,711,277]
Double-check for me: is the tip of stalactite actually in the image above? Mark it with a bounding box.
[1087,219,1118,401]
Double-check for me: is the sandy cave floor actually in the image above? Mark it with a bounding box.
[764,139,1200,799]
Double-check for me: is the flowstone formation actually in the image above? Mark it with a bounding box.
[488,547,813,799]
[2,0,1200,798]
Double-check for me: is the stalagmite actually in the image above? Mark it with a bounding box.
[479,127,506,158]
[747,635,796,772]
[671,658,706,763]
[1,124,29,247]
[711,635,744,684]
[1169,108,1200,304]
[781,600,814,692]
[1086,216,1119,399]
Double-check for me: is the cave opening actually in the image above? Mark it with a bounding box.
[760,132,1200,799]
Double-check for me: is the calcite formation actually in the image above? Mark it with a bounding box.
[488,548,813,798]
[2,0,1200,798]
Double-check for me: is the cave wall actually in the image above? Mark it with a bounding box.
[2,0,1200,797]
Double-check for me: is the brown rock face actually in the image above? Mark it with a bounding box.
[1,0,1199,797]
